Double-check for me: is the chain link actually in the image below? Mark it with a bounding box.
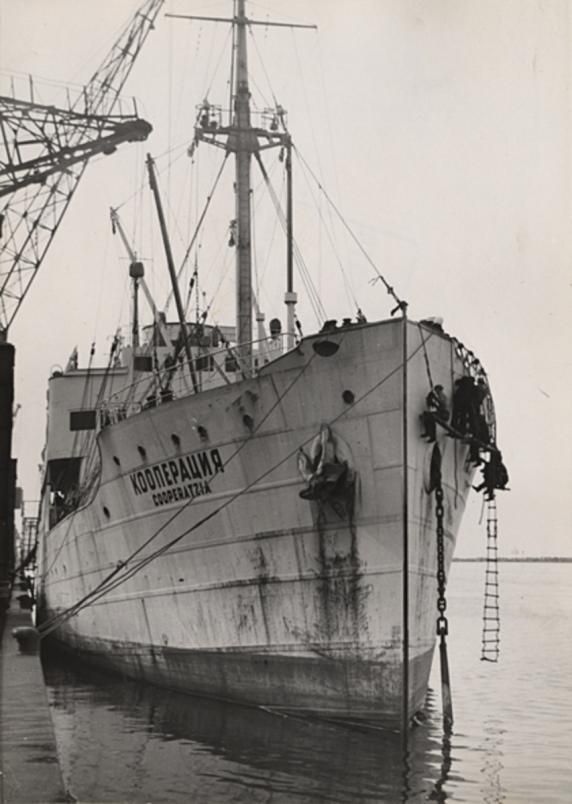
[435,484,448,637]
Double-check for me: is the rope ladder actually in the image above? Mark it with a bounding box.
[481,496,500,662]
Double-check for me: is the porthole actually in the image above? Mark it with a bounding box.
[137,445,147,460]
[103,506,111,519]
[113,456,121,466]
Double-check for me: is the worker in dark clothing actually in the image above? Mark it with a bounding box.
[451,374,490,463]
[473,451,509,499]
[468,378,488,434]
[421,384,450,442]
[475,378,488,407]
[469,377,491,463]
[451,376,475,435]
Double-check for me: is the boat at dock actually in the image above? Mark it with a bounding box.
[36,0,501,728]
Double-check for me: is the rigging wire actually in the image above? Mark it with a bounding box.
[161,170,196,253]
[245,9,326,324]
[295,149,359,312]
[167,13,174,203]
[250,182,265,328]
[153,134,199,241]
[164,154,229,313]
[310,32,349,297]
[111,141,190,216]
[248,27,278,107]
[186,135,201,315]
[201,247,234,323]
[417,323,434,390]
[289,29,318,154]
[199,19,217,96]
[294,146,406,313]
[251,183,259,300]
[172,9,202,136]
[204,25,234,101]
[246,75,272,111]
[245,10,334,320]
[171,154,194,248]
[316,35,342,215]
[254,154,326,323]
[258,158,284,290]
[245,151,282,311]
[132,145,144,251]
[228,4,236,125]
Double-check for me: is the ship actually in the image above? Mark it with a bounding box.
[36,0,501,729]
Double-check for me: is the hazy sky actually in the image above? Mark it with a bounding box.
[1,0,570,557]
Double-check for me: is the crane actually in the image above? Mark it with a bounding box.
[0,0,164,336]
[0,0,163,595]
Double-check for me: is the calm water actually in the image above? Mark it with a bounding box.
[42,563,572,803]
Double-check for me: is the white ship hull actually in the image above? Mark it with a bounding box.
[38,319,475,726]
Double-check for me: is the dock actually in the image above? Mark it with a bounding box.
[0,593,67,803]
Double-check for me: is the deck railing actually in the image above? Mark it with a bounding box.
[97,333,287,428]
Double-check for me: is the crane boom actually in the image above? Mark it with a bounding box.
[0,0,164,335]
[0,99,151,198]
[109,207,170,346]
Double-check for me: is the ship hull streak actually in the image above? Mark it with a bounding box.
[47,630,434,727]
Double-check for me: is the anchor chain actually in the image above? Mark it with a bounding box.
[435,485,448,639]
[434,480,453,728]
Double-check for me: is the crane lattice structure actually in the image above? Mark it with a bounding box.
[0,98,152,198]
[0,0,164,335]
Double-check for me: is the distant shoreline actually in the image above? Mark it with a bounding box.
[454,557,572,563]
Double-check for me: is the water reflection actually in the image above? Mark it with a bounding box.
[425,727,452,803]
[43,649,449,804]
[480,719,506,804]
[39,563,572,802]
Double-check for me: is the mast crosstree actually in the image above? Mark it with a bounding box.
[167,0,316,373]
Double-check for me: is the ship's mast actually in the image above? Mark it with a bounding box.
[233,0,254,374]
[167,3,315,375]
